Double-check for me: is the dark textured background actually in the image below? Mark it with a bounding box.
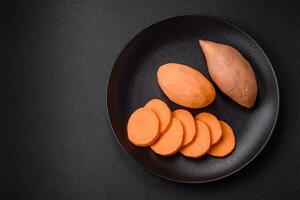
[1,0,299,199]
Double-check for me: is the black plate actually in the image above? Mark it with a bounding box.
[107,15,279,183]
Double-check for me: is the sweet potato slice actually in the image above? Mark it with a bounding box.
[180,120,211,158]
[145,99,172,133]
[195,112,222,145]
[208,121,236,157]
[127,108,160,147]
[173,109,196,146]
[151,118,183,156]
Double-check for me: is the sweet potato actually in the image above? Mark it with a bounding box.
[173,109,196,146]
[145,99,172,134]
[208,120,235,157]
[127,108,160,147]
[180,120,211,158]
[195,112,222,145]
[151,118,183,156]
[199,40,257,108]
[157,63,216,108]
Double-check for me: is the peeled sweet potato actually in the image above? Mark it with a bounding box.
[199,40,257,108]
[157,63,216,108]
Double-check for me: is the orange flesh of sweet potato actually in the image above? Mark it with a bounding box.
[157,63,216,108]
[145,99,172,134]
[195,112,222,145]
[127,108,160,147]
[173,109,196,146]
[208,120,236,157]
[151,118,183,156]
[180,120,211,158]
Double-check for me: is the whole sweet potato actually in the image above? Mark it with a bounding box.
[199,40,257,108]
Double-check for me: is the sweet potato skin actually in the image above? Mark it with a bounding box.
[200,40,257,108]
[157,63,216,108]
